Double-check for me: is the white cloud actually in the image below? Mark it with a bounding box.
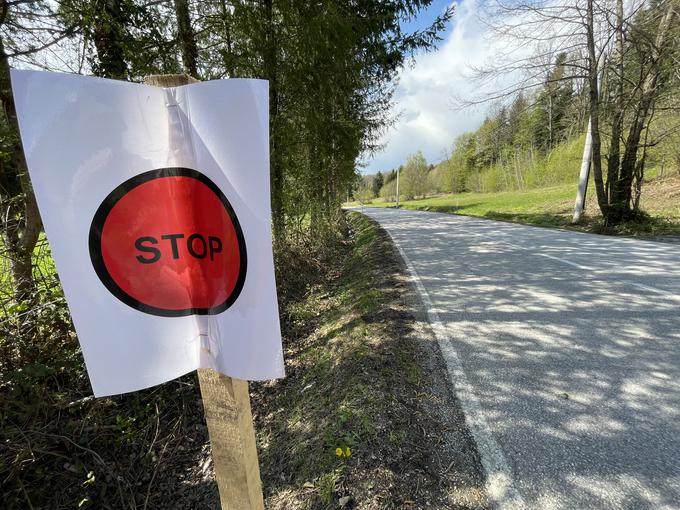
[364,0,518,173]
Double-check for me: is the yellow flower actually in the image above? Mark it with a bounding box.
[335,447,343,456]
[344,447,351,457]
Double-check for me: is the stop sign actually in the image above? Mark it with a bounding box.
[89,167,247,317]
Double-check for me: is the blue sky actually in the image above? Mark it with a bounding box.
[364,0,510,174]
[400,0,456,36]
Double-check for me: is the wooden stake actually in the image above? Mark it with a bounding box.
[197,371,265,510]
[144,73,265,510]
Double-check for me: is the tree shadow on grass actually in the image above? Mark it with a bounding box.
[483,210,680,237]
[408,203,485,215]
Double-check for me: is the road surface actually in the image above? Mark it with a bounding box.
[358,207,680,510]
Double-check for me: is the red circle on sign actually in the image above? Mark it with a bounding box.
[89,168,247,316]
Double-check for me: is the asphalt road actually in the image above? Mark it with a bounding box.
[358,207,680,510]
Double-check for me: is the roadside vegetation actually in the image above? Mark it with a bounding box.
[354,168,680,237]
[355,0,680,236]
[2,0,679,506]
[1,211,486,509]
[256,213,485,509]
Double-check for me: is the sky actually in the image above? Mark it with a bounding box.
[364,0,509,174]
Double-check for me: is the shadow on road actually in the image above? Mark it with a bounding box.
[369,209,680,509]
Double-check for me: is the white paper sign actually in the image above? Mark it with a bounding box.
[11,70,284,396]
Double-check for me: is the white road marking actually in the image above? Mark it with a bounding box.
[537,253,591,270]
[383,227,527,510]
[627,282,680,302]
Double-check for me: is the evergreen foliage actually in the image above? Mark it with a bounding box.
[372,171,383,198]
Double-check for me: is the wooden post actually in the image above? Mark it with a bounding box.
[197,371,264,509]
[144,73,265,510]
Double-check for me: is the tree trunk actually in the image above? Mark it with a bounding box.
[91,0,128,79]
[609,2,675,224]
[586,0,608,220]
[547,87,553,149]
[174,0,199,78]
[0,29,42,303]
[606,0,624,209]
[632,158,644,211]
[263,0,283,241]
[219,0,235,77]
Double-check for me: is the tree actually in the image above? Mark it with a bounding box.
[174,0,199,78]
[0,0,67,303]
[462,0,679,226]
[600,0,678,223]
[190,0,454,237]
[379,178,398,202]
[58,0,180,81]
[372,171,384,198]
[401,151,429,199]
[530,53,575,151]
[355,175,374,204]
[384,169,398,185]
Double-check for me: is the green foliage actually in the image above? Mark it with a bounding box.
[379,178,398,202]
[186,0,454,237]
[0,3,455,507]
[472,135,585,193]
[1,263,210,508]
[383,168,398,185]
[376,53,591,200]
[400,151,429,199]
[532,53,575,151]
[354,183,374,204]
[58,0,180,80]
[372,171,383,198]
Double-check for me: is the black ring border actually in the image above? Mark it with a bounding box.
[88,167,248,317]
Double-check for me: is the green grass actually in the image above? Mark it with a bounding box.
[1,233,59,301]
[356,184,577,228]
[353,169,680,236]
[256,216,394,508]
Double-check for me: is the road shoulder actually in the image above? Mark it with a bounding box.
[249,211,486,509]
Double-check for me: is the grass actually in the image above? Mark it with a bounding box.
[1,234,59,302]
[254,216,410,508]
[353,171,680,237]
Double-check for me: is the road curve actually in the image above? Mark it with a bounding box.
[357,207,680,510]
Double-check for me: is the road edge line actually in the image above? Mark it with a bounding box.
[383,227,527,510]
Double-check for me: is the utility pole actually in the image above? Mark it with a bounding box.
[573,117,593,223]
[396,166,400,208]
